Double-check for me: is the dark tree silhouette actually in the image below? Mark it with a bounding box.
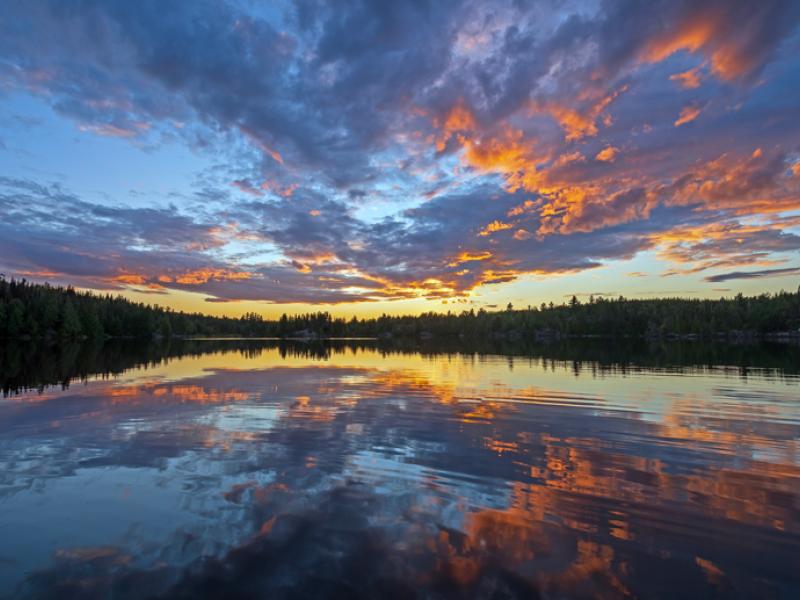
[0,278,798,341]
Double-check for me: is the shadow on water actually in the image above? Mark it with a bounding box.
[2,337,799,396]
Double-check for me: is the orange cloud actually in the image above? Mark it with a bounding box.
[431,97,660,240]
[112,273,147,285]
[447,251,492,266]
[434,101,478,151]
[538,186,656,236]
[305,253,338,265]
[13,269,62,279]
[642,14,716,64]
[552,151,585,167]
[653,219,800,275]
[640,8,768,81]
[239,126,284,164]
[545,105,599,140]
[477,220,514,237]
[431,103,550,195]
[708,44,761,81]
[461,126,548,192]
[507,199,537,217]
[293,262,312,273]
[261,180,297,197]
[291,252,341,274]
[595,146,619,162]
[534,86,627,141]
[174,268,252,285]
[674,104,702,126]
[665,149,800,214]
[669,66,703,89]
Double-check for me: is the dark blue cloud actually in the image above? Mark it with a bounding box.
[705,267,800,283]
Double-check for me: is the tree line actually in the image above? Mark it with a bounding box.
[1,278,799,341]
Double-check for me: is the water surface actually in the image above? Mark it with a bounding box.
[1,340,798,598]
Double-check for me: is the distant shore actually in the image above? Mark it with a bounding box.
[2,278,799,343]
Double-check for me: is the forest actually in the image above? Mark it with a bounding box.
[1,278,799,341]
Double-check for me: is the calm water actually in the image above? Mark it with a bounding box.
[0,340,798,599]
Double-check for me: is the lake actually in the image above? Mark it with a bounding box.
[0,339,798,599]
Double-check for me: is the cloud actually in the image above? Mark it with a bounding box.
[670,66,703,89]
[655,218,800,276]
[0,1,799,305]
[704,267,800,282]
[675,104,702,126]
[0,177,654,304]
[231,179,263,197]
[664,149,800,213]
[638,0,800,81]
[477,220,514,237]
[595,146,619,163]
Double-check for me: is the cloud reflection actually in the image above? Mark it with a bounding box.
[1,344,798,597]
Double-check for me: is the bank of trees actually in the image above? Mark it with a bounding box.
[0,279,272,339]
[1,278,798,340]
[357,292,800,339]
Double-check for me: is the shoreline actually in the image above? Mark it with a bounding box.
[2,332,799,344]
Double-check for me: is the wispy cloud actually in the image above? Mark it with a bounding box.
[674,104,703,127]
[705,267,800,282]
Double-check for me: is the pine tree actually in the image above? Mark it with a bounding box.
[7,299,25,337]
[158,315,172,338]
[82,305,105,338]
[59,300,83,339]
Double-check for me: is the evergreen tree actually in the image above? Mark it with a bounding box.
[81,305,105,338]
[7,299,25,337]
[158,315,172,338]
[59,300,83,339]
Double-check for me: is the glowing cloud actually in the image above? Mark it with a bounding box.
[669,66,703,89]
[674,104,702,126]
[595,146,619,163]
[174,269,253,285]
[477,220,514,237]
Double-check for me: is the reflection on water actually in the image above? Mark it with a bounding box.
[0,340,798,598]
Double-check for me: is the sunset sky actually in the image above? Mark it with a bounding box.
[1,0,799,318]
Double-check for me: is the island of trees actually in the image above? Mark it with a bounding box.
[1,278,798,342]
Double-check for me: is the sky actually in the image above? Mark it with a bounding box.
[1,0,799,318]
